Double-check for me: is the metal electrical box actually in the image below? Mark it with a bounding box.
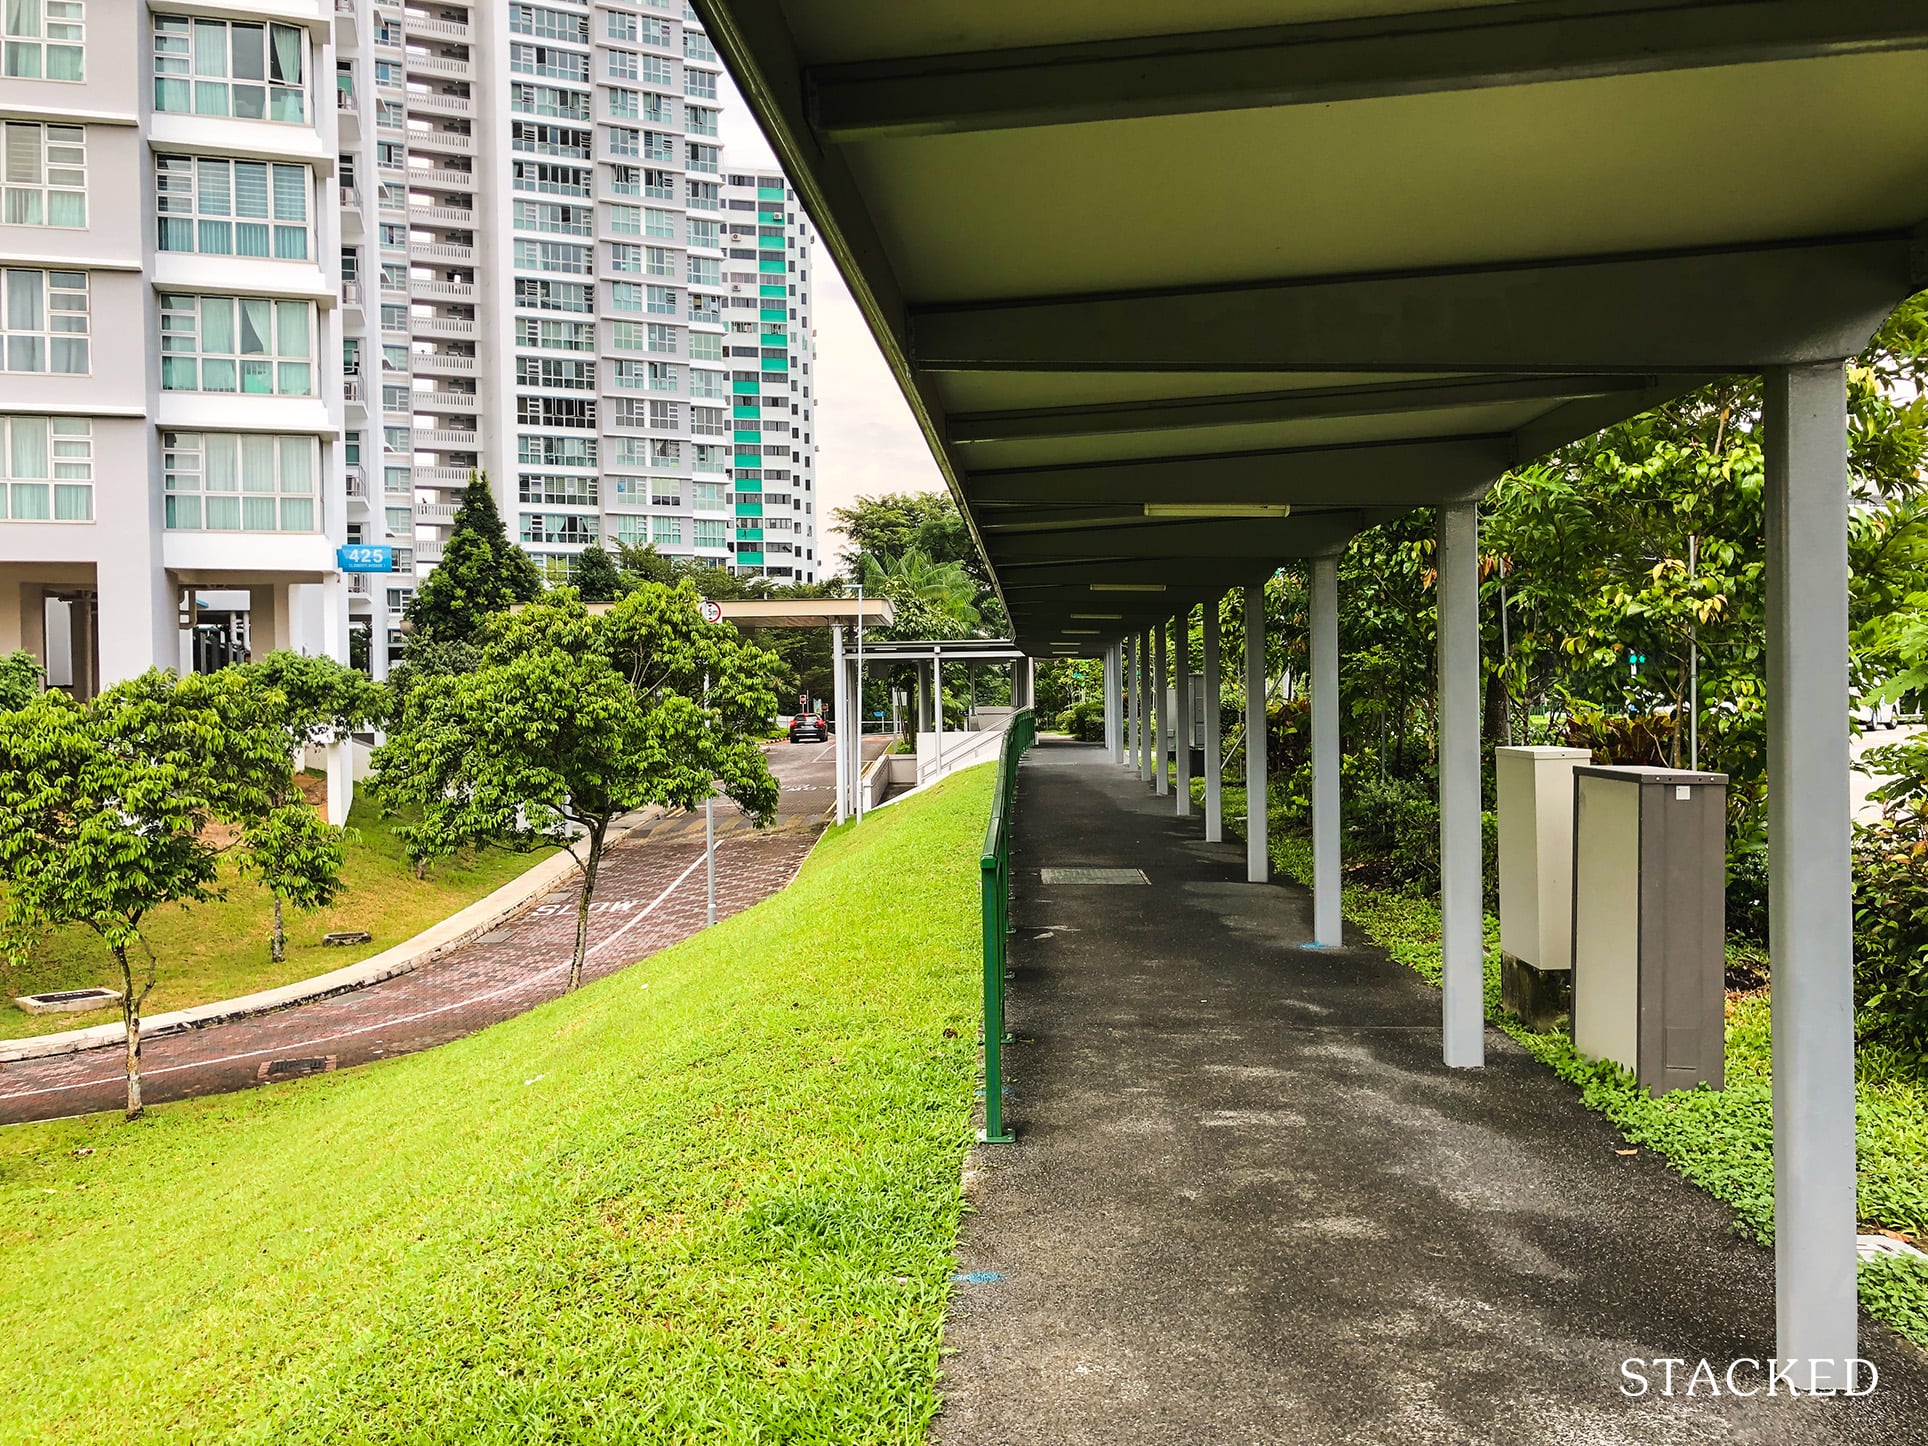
[1495,746,1592,1027]
[1571,766,1728,1095]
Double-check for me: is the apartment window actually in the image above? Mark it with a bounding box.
[511,4,587,42]
[689,368,723,399]
[606,86,639,119]
[648,361,679,392]
[375,141,404,168]
[514,277,593,312]
[652,516,682,547]
[684,68,717,100]
[514,316,594,351]
[688,293,720,324]
[385,506,410,535]
[645,476,681,507]
[159,294,313,395]
[4,0,83,80]
[641,17,671,47]
[648,400,681,430]
[649,438,680,466]
[686,218,719,249]
[3,122,84,227]
[515,355,595,389]
[608,242,642,273]
[379,302,407,330]
[686,255,721,287]
[610,320,645,351]
[161,432,316,532]
[379,383,408,412]
[516,395,595,428]
[156,156,309,260]
[637,129,673,163]
[686,180,719,211]
[152,16,306,122]
[688,331,723,362]
[642,168,674,201]
[0,415,90,521]
[512,160,590,197]
[693,518,728,548]
[513,239,591,274]
[645,284,677,315]
[372,59,401,87]
[609,437,646,467]
[513,121,592,158]
[607,163,640,196]
[692,443,725,471]
[607,49,638,81]
[377,99,404,128]
[378,222,405,250]
[511,43,587,82]
[686,105,718,138]
[684,30,715,63]
[518,434,596,468]
[511,83,589,121]
[0,268,86,373]
[609,281,642,313]
[685,142,718,175]
[605,397,646,427]
[521,511,598,544]
[641,92,674,125]
[610,360,647,389]
[513,199,592,235]
[692,480,726,511]
[606,126,640,158]
[518,472,597,506]
[606,11,637,42]
[608,203,642,235]
[690,406,724,436]
[645,322,678,353]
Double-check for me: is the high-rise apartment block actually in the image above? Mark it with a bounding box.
[0,0,817,695]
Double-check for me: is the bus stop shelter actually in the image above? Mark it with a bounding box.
[693,0,1928,1384]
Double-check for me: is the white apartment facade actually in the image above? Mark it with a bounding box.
[1,0,350,693]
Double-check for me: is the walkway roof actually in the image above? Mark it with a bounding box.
[695,0,1928,650]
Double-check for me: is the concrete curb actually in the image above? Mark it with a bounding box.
[0,818,656,1065]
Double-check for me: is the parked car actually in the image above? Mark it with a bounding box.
[789,713,831,742]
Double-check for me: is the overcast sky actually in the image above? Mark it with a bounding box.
[718,75,950,572]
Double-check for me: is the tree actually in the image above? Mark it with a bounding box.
[573,543,625,603]
[0,670,317,1119]
[233,652,385,962]
[834,491,1005,630]
[403,472,544,642]
[0,649,42,711]
[373,583,782,990]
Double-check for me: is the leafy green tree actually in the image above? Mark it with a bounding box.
[834,491,1005,630]
[232,652,384,961]
[0,670,316,1118]
[614,539,678,585]
[373,583,782,990]
[573,543,626,603]
[403,472,544,642]
[0,649,42,711]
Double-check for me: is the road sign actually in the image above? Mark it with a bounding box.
[699,599,724,623]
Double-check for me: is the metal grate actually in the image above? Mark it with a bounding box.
[258,1056,337,1082]
[1039,867,1149,885]
[23,989,117,1004]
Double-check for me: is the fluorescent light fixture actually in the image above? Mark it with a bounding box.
[1070,612,1124,620]
[1063,629,1100,636]
[1090,582,1167,592]
[1142,502,1291,519]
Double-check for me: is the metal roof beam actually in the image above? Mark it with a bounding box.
[909,236,1916,374]
[809,0,1928,142]
[989,511,1388,562]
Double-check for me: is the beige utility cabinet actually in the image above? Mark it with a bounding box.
[1495,746,1591,1027]
[1571,766,1728,1095]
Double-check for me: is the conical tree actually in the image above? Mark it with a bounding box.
[404,472,544,643]
[573,543,624,602]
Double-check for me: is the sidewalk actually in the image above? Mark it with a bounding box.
[936,741,1928,1445]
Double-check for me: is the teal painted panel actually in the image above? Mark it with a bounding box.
[758,259,786,274]
[734,502,763,517]
[759,284,786,298]
[732,404,761,419]
[760,357,789,372]
[731,380,760,395]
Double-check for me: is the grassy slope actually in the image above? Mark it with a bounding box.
[1211,780,1928,1348]
[0,766,994,1446]
[3,797,550,1038]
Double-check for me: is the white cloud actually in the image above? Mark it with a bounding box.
[718,72,950,575]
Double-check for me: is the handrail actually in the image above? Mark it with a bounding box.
[978,707,1036,1143]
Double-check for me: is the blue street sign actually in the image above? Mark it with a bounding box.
[336,544,394,573]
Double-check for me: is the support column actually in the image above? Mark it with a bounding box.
[1174,609,1192,817]
[1202,596,1224,842]
[1137,631,1153,782]
[1127,633,1142,771]
[1310,557,1342,948]
[1104,642,1123,760]
[832,625,848,824]
[1437,503,1484,1068]
[1765,361,1857,1389]
[1242,584,1267,883]
[1151,619,1168,796]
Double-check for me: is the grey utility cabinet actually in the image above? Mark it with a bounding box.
[1495,745,1592,1028]
[1570,766,1728,1095]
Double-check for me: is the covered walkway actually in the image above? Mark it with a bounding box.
[939,742,1928,1444]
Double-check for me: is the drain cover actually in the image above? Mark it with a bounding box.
[1039,867,1149,885]
[258,1056,337,1082]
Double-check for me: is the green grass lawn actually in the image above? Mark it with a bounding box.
[0,764,993,1446]
[1210,779,1928,1349]
[2,796,552,1038]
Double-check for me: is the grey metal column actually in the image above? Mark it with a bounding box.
[1310,557,1342,948]
[1243,583,1267,883]
[1437,504,1483,1068]
[832,625,849,825]
[1104,643,1123,760]
[1174,609,1193,817]
[1202,595,1224,843]
[1151,619,1169,796]
[1137,630,1153,782]
[1765,361,1857,1389]
[1127,633,1142,771]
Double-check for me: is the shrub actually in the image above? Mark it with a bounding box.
[1055,696,1105,742]
[1564,701,1675,766]
[1853,815,1928,1066]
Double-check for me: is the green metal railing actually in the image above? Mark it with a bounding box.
[979,707,1036,1144]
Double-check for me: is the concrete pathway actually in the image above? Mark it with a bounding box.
[937,741,1928,1446]
[0,738,882,1125]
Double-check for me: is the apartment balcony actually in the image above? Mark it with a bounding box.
[414,538,445,564]
[407,126,472,155]
[408,238,473,263]
[411,313,474,338]
[343,376,367,407]
[411,352,476,376]
[411,277,473,301]
[413,427,476,448]
[340,280,364,310]
[405,14,471,43]
[412,465,472,486]
[414,501,459,523]
[409,202,474,227]
[344,463,367,499]
[407,53,472,80]
[409,166,474,189]
[407,91,474,119]
[346,572,373,597]
[411,388,478,414]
